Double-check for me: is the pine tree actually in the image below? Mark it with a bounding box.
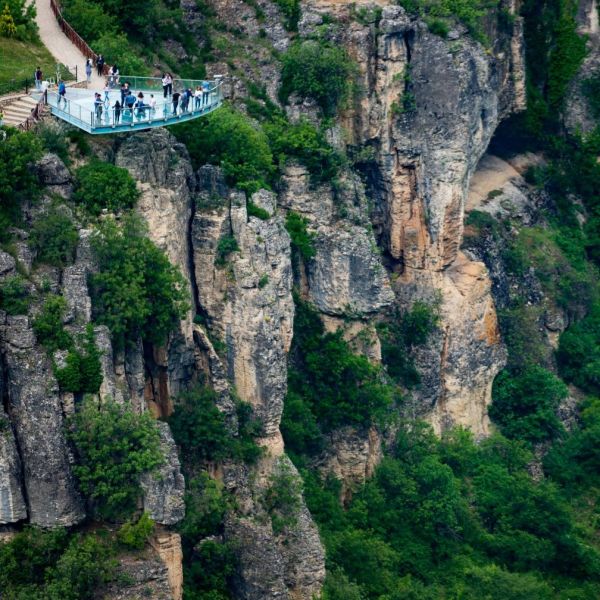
[0,4,17,37]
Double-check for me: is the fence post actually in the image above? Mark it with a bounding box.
[25,78,28,94]
[75,65,78,82]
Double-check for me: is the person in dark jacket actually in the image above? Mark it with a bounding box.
[96,54,105,76]
[172,90,181,114]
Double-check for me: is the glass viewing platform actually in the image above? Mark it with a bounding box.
[39,76,224,134]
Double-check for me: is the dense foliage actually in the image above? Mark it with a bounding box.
[0,526,118,599]
[73,161,140,216]
[282,296,397,459]
[30,204,79,267]
[279,40,355,116]
[0,274,30,315]
[89,214,188,349]
[305,423,600,599]
[68,397,163,520]
[168,385,263,465]
[0,128,42,239]
[378,301,440,389]
[0,0,37,40]
[171,106,275,194]
[284,211,316,265]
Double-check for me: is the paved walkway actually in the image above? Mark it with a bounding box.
[34,0,104,87]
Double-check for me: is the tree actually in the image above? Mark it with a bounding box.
[89,214,188,349]
[30,205,78,267]
[279,40,355,116]
[171,106,275,194]
[73,161,139,215]
[68,397,163,520]
[489,366,568,442]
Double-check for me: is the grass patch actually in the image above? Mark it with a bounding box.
[0,37,72,92]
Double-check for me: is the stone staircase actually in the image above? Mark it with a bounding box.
[1,95,44,129]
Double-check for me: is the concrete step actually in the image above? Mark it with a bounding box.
[4,107,33,118]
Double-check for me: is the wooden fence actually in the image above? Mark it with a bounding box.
[49,0,109,75]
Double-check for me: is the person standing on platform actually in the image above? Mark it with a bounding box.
[85,59,92,84]
[172,89,180,114]
[34,67,42,91]
[96,54,105,76]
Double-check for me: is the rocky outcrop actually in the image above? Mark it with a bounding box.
[141,422,186,525]
[191,168,326,598]
[100,551,173,600]
[192,168,294,437]
[0,410,27,524]
[1,314,85,527]
[150,530,184,600]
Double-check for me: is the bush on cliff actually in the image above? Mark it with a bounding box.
[279,40,355,116]
[30,204,79,267]
[73,161,139,216]
[171,106,275,194]
[68,396,163,520]
[489,366,568,443]
[89,214,188,349]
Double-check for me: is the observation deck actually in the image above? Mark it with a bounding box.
[40,76,223,134]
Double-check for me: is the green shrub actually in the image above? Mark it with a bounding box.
[544,396,600,490]
[93,32,150,75]
[247,201,270,220]
[168,385,262,464]
[489,366,568,442]
[89,214,188,349]
[68,396,163,520]
[557,303,600,395]
[285,211,316,263]
[73,161,139,216]
[262,459,303,533]
[61,0,117,46]
[32,294,71,352]
[273,0,300,30]
[279,40,355,116]
[0,274,30,315]
[258,273,269,288]
[54,325,103,394]
[117,513,155,550]
[171,106,275,194]
[30,205,79,267]
[0,526,69,593]
[264,117,344,183]
[283,296,396,450]
[378,301,439,388]
[215,234,240,266]
[0,129,43,237]
[426,17,449,37]
[38,125,70,164]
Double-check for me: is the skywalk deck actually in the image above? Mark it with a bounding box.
[42,77,223,134]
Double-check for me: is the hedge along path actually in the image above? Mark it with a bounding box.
[34,0,104,87]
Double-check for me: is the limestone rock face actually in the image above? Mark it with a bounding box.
[280,165,394,317]
[100,552,173,600]
[141,422,186,526]
[192,170,294,437]
[1,315,85,527]
[0,409,27,524]
[191,169,326,598]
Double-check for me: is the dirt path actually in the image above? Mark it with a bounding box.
[34,0,104,87]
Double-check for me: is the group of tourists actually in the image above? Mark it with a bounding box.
[86,57,120,88]
[163,76,212,115]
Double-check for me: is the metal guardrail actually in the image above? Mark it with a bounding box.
[17,91,48,132]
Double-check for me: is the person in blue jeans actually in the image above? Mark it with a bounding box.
[202,81,210,106]
[57,81,66,106]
